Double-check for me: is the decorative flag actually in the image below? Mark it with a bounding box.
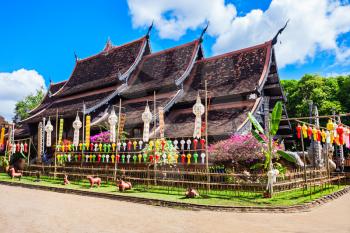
[158,106,165,139]
[0,127,5,146]
[85,115,91,145]
[118,113,126,136]
[72,114,82,147]
[108,108,118,143]
[58,119,64,145]
[192,94,205,139]
[38,122,43,159]
[44,118,53,147]
[142,104,152,142]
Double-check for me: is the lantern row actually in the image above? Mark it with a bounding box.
[55,138,206,153]
[296,119,350,148]
[55,152,206,165]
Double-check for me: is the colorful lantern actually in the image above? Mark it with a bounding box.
[321,130,326,143]
[186,139,191,150]
[72,114,82,147]
[193,94,205,139]
[200,153,206,164]
[85,115,91,145]
[312,127,317,141]
[108,108,118,143]
[307,126,313,139]
[127,141,132,151]
[326,119,334,131]
[193,153,198,163]
[302,124,307,138]
[326,130,331,144]
[58,119,64,145]
[138,140,143,150]
[142,104,152,142]
[200,138,205,149]
[181,153,186,164]
[158,106,165,139]
[0,127,5,146]
[337,124,344,145]
[186,153,191,164]
[296,124,301,139]
[173,139,178,149]
[193,139,198,149]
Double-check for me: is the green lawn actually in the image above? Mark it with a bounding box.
[0,173,346,207]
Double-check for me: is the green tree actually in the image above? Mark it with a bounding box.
[13,89,45,123]
[282,74,350,125]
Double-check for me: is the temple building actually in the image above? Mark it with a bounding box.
[19,27,292,151]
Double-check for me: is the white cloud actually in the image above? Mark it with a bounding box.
[0,69,46,121]
[127,0,236,40]
[127,0,350,67]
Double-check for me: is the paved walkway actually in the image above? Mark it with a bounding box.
[0,184,349,233]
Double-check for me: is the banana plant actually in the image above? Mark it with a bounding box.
[248,101,295,196]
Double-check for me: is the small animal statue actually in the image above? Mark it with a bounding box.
[87,176,101,188]
[117,179,132,192]
[63,174,70,185]
[8,168,22,180]
[185,187,199,198]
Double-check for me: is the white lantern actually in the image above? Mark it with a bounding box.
[142,104,153,142]
[45,118,53,147]
[72,114,82,147]
[193,94,205,139]
[108,108,118,143]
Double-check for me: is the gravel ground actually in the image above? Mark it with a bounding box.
[0,184,349,233]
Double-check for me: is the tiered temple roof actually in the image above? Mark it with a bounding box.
[22,32,292,142]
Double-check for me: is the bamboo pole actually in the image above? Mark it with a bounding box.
[54,109,58,178]
[114,99,122,181]
[300,135,307,192]
[153,91,157,186]
[205,80,210,192]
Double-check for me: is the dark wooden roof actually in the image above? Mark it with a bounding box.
[180,41,272,103]
[24,88,115,123]
[56,37,148,97]
[29,81,67,115]
[122,40,200,97]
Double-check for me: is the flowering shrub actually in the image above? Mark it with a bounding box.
[90,131,110,143]
[208,134,267,164]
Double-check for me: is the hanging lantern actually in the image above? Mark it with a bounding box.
[321,129,326,143]
[326,119,334,131]
[302,124,307,138]
[307,126,313,139]
[193,94,205,139]
[58,119,64,145]
[312,127,317,141]
[44,118,53,147]
[0,127,5,147]
[296,124,302,139]
[72,114,82,147]
[108,108,118,143]
[158,106,165,139]
[337,124,344,145]
[85,115,91,145]
[38,122,43,158]
[142,104,152,142]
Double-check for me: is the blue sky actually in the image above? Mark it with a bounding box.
[1,0,350,83]
[0,0,349,120]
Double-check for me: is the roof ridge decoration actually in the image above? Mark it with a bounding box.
[103,37,114,52]
[199,22,209,43]
[52,36,148,98]
[175,40,201,85]
[272,20,289,45]
[28,81,67,114]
